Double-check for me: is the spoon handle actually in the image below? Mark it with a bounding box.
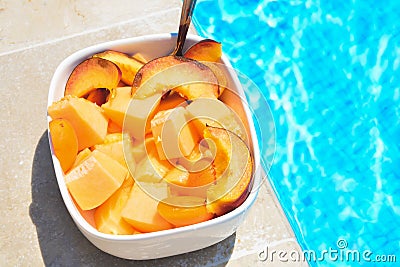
[172,0,197,56]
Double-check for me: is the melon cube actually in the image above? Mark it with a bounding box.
[48,95,108,150]
[121,183,173,233]
[94,176,139,235]
[124,93,161,141]
[151,107,198,160]
[103,133,124,144]
[94,136,136,173]
[69,148,92,171]
[94,141,125,167]
[134,137,174,183]
[101,87,131,128]
[65,150,128,210]
[101,86,161,141]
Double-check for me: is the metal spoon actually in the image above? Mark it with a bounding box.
[171,0,197,56]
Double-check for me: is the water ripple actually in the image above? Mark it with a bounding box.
[193,0,400,264]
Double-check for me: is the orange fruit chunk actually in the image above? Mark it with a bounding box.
[48,95,108,151]
[70,148,91,171]
[157,196,213,227]
[184,39,222,63]
[121,183,173,233]
[64,57,121,97]
[49,118,78,173]
[86,88,109,106]
[65,150,127,210]
[94,176,139,235]
[107,120,122,134]
[204,127,253,216]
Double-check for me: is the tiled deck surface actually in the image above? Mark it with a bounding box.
[0,1,306,266]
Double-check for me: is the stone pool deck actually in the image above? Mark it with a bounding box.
[0,1,306,266]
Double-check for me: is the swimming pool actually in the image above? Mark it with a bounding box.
[193,0,400,265]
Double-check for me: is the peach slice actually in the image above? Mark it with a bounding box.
[187,164,216,188]
[219,89,252,145]
[157,196,213,227]
[107,120,123,134]
[201,62,228,96]
[184,39,222,63]
[154,92,187,114]
[132,55,219,100]
[86,88,109,106]
[165,166,214,199]
[49,118,78,173]
[204,127,254,216]
[164,167,189,187]
[93,50,144,85]
[184,39,227,96]
[65,57,121,97]
[117,80,128,87]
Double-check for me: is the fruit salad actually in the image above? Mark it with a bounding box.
[47,39,254,235]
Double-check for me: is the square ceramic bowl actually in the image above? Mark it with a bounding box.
[47,33,262,260]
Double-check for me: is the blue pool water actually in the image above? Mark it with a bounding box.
[193,0,400,265]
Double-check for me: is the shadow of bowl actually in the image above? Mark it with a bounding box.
[29,131,235,266]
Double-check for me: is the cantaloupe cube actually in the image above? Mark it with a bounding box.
[94,139,136,173]
[65,150,128,210]
[48,95,108,150]
[129,136,153,164]
[93,133,136,175]
[101,87,161,141]
[121,183,173,233]
[103,133,124,144]
[70,148,92,171]
[131,140,146,163]
[101,87,131,128]
[151,107,198,160]
[134,137,174,182]
[135,154,171,183]
[124,93,162,141]
[94,176,139,235]
[94,141,125,167]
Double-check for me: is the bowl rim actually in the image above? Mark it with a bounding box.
[47,33,262,241]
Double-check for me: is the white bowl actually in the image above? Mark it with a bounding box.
[47,33,262,260]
